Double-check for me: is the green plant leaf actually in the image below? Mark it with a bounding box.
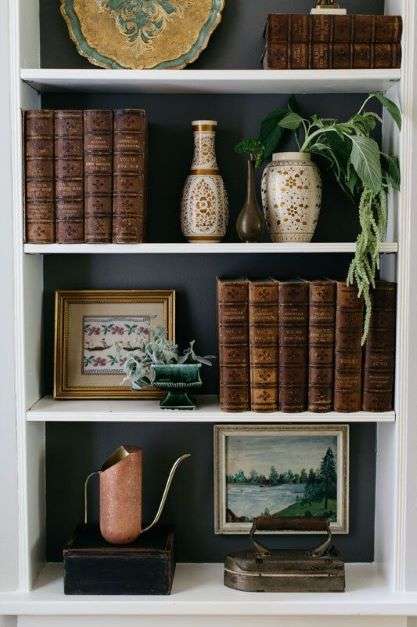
[352,113,377,134]
[382,154,401,190]
[262,124,285,161]
[371,93,402,130]
[278,111,304,130]
[349,135,382,194]
[288,95,301,113]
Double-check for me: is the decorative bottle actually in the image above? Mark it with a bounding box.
[181,120,229,243]
[236,157,264,242]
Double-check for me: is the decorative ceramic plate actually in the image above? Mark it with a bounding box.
[60,0,225,69]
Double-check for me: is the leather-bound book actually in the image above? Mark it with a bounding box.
[84,110,113,243]
[217,279,250,412]
[249,280,279,412]
[278,281,309,412]
[112,109,147,244]
[363,281,397,412]
[264,42,402,70]
[308,280,336,413]
[334,283,364,412]
[24,110,55,243]
[265,14,402,44]
[54,111,84,243]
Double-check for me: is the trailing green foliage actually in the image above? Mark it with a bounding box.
[235,93,401,342]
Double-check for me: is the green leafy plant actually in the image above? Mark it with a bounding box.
[123,326,215,390]
[235,93,401,342]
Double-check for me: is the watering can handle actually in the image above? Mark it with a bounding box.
[142,453,191,534]
[84,471,99,525]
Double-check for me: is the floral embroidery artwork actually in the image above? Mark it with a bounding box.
[82,315,155,375]
[97,0,178,46]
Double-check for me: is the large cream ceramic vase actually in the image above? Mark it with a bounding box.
[261,152,322,243]
[181,120,229,243]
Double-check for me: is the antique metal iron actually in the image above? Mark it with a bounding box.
[224,516,345,592]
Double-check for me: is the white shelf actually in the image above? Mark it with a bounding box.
[23,242,399,255]
[20,69,401,95]
[26,395,396,423]
[0,563,417,616]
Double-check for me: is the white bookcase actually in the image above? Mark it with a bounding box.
[2,0,417,624]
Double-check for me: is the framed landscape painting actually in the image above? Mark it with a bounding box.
[54,290,175,399]
[214,424,349,534]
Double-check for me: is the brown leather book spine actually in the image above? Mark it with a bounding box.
[308,281,336,412]
[278,281,309,412]
[266,14,402,43]
[262,43,289,69]
[265,43,402,69]
[334,283,364,412]
[249,281,279,412]
[54,111,84,243]
[112,109,147,244]
[363,281,397,412]
[24,110,55,243]
[311,43,331,69]
[265,15,311,44]
[373,43,401,69]
[218,279,250,412]
[84,110,113,243]
[310,15,332,43]
[373,15,403,43]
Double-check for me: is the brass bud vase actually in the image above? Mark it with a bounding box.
[236,157,264,243]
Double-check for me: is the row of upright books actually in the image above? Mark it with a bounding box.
[23,109,147,244]
[263,14,402,69]
[217,278,396,413]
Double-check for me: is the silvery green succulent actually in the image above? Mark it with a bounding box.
[123,326,215,390]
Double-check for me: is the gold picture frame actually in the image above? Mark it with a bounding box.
[214,424,349,535]
[54,289,175,400]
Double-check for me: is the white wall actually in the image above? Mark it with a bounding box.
[0,0,19,594]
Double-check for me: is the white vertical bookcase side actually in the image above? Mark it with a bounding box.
[376,0,417,593]
[9,0,45,592]
[0,0,19,594]
[390,0,417,593]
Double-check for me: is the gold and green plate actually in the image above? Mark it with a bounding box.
[60,0,225,69]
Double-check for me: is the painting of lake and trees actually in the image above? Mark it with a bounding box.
[215,425,349,534]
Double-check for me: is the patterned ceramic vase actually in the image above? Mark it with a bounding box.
[181,120,229,243]
[261,152,322,243]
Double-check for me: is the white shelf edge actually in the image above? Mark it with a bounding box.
[23,242,399,255]
[1,562,417,616]
[20,68,401,95]
[25,396,395,423]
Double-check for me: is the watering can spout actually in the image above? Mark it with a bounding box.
[142,453,191,534]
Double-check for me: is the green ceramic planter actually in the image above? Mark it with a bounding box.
[152,363,202,410]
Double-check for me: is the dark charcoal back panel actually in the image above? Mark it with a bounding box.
[46,421,375,563]
[40,0,383,69]
[41,0,383,566]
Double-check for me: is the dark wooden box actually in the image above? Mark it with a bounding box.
[63,525,175,595]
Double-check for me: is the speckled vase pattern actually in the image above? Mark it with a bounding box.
[261,152,322,243]
[99,445,142,545]
[181,120,229,243]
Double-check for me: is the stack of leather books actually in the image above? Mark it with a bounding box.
[263,14,402,69]
[23,108,148,244]
[217,278,396,413]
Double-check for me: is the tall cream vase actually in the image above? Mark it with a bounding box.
[181,120,229,242]
[261,152,322,243]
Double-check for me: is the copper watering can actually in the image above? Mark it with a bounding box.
[84,446,190,544]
